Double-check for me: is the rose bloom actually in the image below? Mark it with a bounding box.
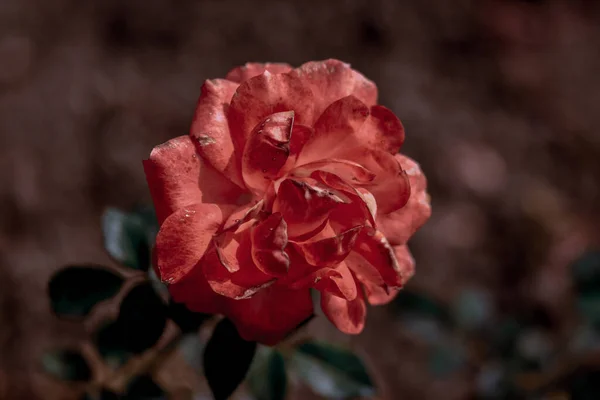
[144,59,431,345]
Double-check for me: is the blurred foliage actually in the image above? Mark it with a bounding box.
[48,265,123,319]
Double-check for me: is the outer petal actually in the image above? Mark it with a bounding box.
[251,213,290,277]
[225,62,293,83]
[190,79,244,187]
[228,71,314,164]
[344,148,411,215]
[296,95,369,165]
[154,203,224,284]
[289,59,377,121]
[242,111,294,194]
[273,178,349,237]
[351,227,405,288]
[353,245,414,305]
[143,136,204,224]
[320,286,366,334]
[359,105,405,154]
[377,155,432,245]
[225,285,314,345]
[168,262,224,314]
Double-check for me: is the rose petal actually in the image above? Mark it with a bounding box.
[203,231,275,299]
[292,158,376,184]
[154,203,224,284]
[280,124,313,175]
[296,95,369,165]
[290,59,377,121]
[377,155,431,245]
[309,170,376,229]
[168,261,224,314]
[221,200,265,233]
[190,79,245,187]
[225,62,293,83]
[224,285,313,345]
[273,178,349,237]
[344,148,411,214]
[143,136,204,224]
[359,105,405,154]
[251,213,290,277]
[242,111,294,194]
[320,286,366,334]
[228,71,314,164]
[283,247,357,300]
[351,227,404,287]
[292,226,361,268]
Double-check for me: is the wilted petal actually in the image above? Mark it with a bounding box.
[377,155,431,245]
[290,59,377,120]
[154,203,225,284]
[273,178,349,237]
[251,213,290,277]
[321,287,366,334]
[225,285,314,345]
[225,62,293,83]
[228,72,314,162]
[280,124,313,175]
[242,111,294,193]
[296,95,369,165]
[190,79,244,187]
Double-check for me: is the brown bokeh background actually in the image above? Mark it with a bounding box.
[1,0,600,399]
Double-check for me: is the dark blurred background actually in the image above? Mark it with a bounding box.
[1,0,600,398]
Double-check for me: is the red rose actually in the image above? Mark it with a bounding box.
[143,60,431,345]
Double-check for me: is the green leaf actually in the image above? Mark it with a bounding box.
[48,265,123,318]
[126,375,167,400]
[204,318,257,400]
[167,300,211,333]
[94,283,167,361]
[102,207,155,271]
[248,347,287,400]
[292,341,375,399]
[42,349,92,382]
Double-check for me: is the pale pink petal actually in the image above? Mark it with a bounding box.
[154,203,225,284]
[225,63,293,83]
